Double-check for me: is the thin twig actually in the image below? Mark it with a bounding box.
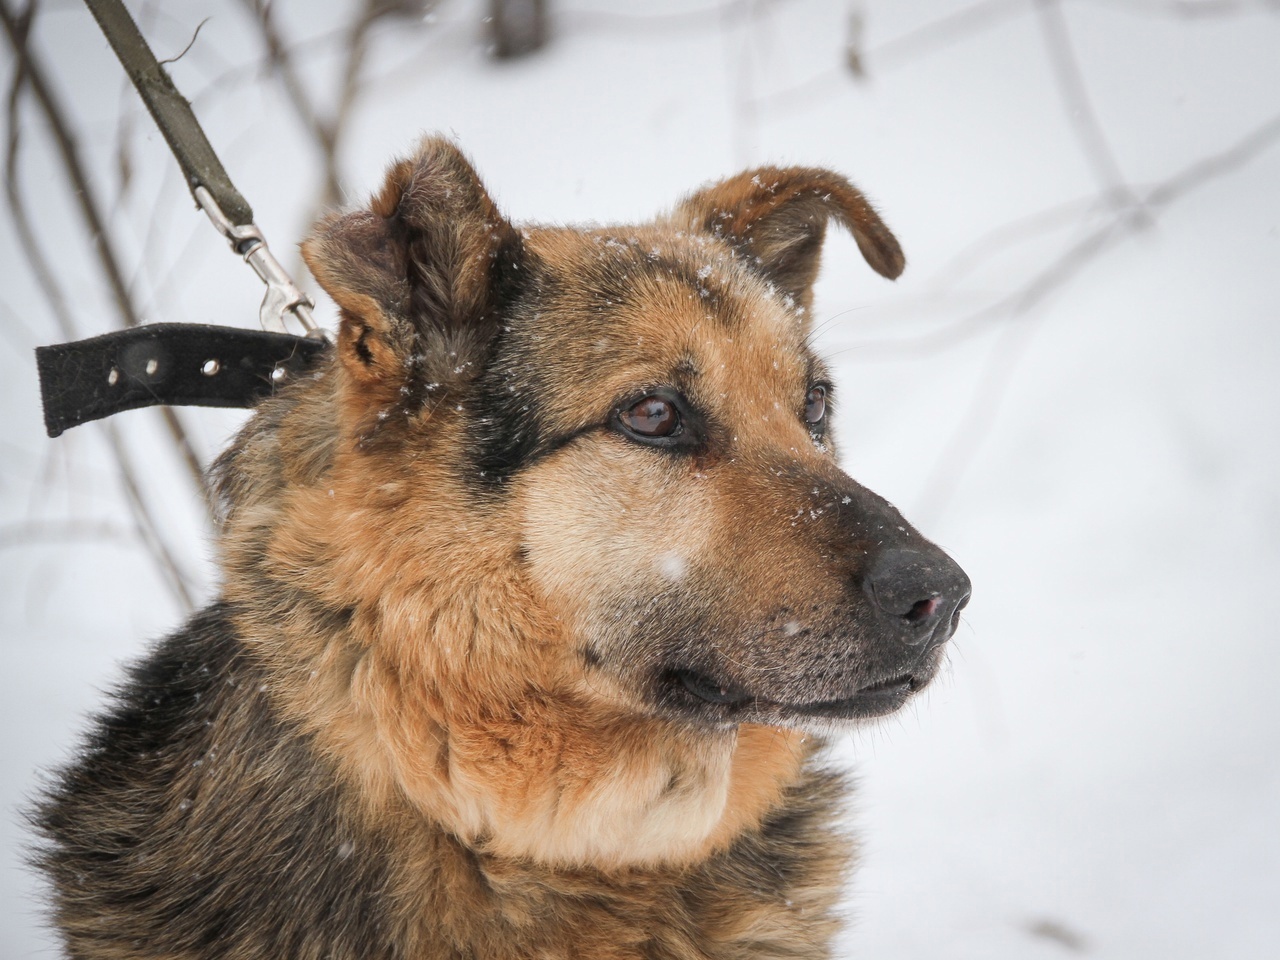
[753,0,1024,116]
[236,0,331,172]
[0,0,212,516]
[751,0,1273,118]
[237,0,390,210]
[157,16,210,67]
[0,520,135,551]
[911,108,1280,520]
[1035,0,1149,222]
[863,0,1025,74]
[3,0,197,611]
[236,0,410,278]
[1074,0,1280,17]
[330,8,381,181]
[846,106,1280,359]
[922,194,1105,294]
[560,0,767,35]
[1144,109,1280,206]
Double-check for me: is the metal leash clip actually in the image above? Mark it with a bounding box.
[194,185,328,341]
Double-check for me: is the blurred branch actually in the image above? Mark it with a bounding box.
[1075,0,1280,16]
[1036,0,1149,222]
[1145,109,1280,204]
[238,0,433,210]
[0,520,135,551]
[753,0,1273,118]
[921,194,1104,295]
[860,0,1023,74]
[755,0,1024,115]
[3,0,197,612]
[488,0,548,59]
[0,292,43,357]
[562,0,770,34]
[910,108,1280,520]
[1,0,211,517]
[237,0,336,201]
[850,106,1280,359]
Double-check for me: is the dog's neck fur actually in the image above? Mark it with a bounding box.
[214,377,810,871]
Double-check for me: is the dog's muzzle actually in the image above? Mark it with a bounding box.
[660,541,971,725]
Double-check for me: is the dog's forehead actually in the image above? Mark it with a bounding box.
[515,225,813,411]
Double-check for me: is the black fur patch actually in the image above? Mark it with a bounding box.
[353,321,376,366]
[32,605,404,960]
[466,334,546,485]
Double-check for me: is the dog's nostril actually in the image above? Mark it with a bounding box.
[902,596,940,624]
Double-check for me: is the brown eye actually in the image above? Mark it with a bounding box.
[620,395,681,438]
[805,385,827,425]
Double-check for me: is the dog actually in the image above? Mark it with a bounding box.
[35,137,970,959]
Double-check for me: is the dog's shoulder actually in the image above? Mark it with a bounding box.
[33,604,411,959]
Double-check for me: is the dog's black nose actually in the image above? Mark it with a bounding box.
[863,547,971,644]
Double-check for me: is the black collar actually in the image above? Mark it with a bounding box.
[36,323,329,437]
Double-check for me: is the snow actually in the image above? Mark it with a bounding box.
[657,551,688,582]
[3,1,1279,957]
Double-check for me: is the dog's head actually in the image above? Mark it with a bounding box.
[298,138,969,735]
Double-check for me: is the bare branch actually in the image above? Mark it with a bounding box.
[236,0,419,211]
[865,0,1025,74]
[754,0,1024,116]
[101,418,200,610]
[561,0,763,35]
[1145,109,1280,206]
[752,0,1274,118]
[1074,0,1280,17]
[236,0,334,192]
[1035,0,1149,222]
[911,306,1040,526]
[0,520,135,551]
[488,0,548,59]
[907,108,1280,520]
[921,194,1105,295]
[3,0,198,611]
[844,103,1280,361]
[0,0,212,515]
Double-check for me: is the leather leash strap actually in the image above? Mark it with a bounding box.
[84,0,252,226]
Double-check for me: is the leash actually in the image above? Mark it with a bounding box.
[36,0,330,438]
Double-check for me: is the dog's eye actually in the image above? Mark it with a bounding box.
[805,385,827,426]
[620,395,681,439]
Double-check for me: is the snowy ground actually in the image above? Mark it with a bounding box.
[2,1,1279,957]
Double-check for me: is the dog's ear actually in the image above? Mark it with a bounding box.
[302,137,521,433]
[675,166,904,315]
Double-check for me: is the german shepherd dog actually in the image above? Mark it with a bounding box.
[35,138,970,959]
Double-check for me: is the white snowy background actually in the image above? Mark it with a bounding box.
[2,1,1278,957]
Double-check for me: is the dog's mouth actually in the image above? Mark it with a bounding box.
[665,667,926,722]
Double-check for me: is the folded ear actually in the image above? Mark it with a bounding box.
[302,137,522,438]
[674,166,904,315]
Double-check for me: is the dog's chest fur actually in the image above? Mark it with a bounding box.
[38,605,849,960]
